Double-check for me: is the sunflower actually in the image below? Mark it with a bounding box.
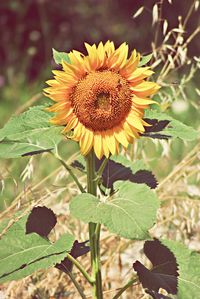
[44,41,160,159]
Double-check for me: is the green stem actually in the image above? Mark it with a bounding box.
[67,270,87,299]
[53,153,85,193]
[67,253,94,285]
[86,150,103,299]
[112,277,138,299]
[96,157,109,178]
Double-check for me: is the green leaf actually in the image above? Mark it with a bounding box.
[0,216,74,283]
[70,181,159,239]
[0,106,63,158]
[52,48,70,64]
[139,53,153,67]
[162,239,200,299]
[145,109,199,141]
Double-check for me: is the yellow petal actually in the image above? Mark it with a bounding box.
[62,116,78,133]
[80,128,93,155]
[127,113,145,132]
[108,43,128,70]
[85,43,100,70]
[128,67,154,81]
[114,129,129,148]
[68,51,86,74]
[93,133,103,159]
[44,93,69,102]
[120,51,140,77]
[46,79,59,86]
[73,122,83,139]
[61,60,82,77]
[97,42,105,66]
[104,40,115,57]
[131,81,160,97]
[132,97,157,105]
[105,130,117,156]
[123,121,139,138]
[102,135,110,158]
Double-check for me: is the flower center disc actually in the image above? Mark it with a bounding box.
[71,70,132,131]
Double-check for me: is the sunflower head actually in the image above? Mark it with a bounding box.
[44,41,160,159]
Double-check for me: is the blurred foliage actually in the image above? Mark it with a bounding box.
[0,0,199,82]
[0,0,199,123]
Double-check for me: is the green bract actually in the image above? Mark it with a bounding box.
[139,53,153,66]
[52,48,70,64]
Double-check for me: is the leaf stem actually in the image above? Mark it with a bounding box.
[96,157,109,179]
[67,269,87,299]
[112,277,138,299]
[86,150,103,299]
[67,253,94,285]
[53,153,85,193]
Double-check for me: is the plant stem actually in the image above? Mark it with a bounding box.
[86,150,103,299]
[53,153,85,193]
[67,253,94,285]
[96,157,109,178]
[67,270,87,299]
[112,277,138,299]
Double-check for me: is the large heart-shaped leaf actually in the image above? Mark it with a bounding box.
[0,106,63,158]
[70,181,159,239]
[0,216,74,283]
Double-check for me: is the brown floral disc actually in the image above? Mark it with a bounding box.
[70,70,132,131]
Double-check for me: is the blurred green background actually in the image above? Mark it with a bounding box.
[0,0,199,209]
[0,0,199,124]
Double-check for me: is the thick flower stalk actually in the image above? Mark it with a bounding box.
[44,41,160,159]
